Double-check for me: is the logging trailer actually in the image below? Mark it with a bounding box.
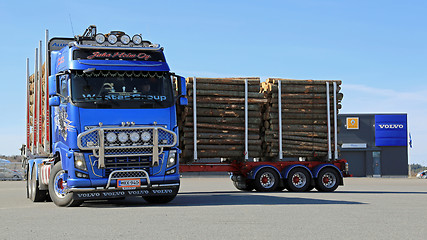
[22,25,349,207]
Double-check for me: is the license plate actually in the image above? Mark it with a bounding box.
[117,179,141,188]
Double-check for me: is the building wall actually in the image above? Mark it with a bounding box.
[338,114,408,177]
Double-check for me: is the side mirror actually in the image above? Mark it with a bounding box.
[48,75,57,96]
[178,76,186,97]
[49,96,60,106]
[177,76,187,106]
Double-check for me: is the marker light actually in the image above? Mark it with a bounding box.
[106,132,117,143]
[118,132,129,143]
[132,35,142,45]
[95,33,106,44]
[120,34,131,45]
[108,35,118,44]
[130,132,140,142]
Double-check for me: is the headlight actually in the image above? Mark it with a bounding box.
[141,131,151,142]
[130,132,140,142]
[74,152,87,172]
[132,35,142,45]
[106,132,117,143]
[118,132,129,143]
[120,34,131,45]
[167,150,177,168]
[108,34,118,44]
[95,33,105,44]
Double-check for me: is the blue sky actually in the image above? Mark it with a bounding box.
[0,0,426,165]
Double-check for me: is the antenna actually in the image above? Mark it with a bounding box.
[68,14,75,36]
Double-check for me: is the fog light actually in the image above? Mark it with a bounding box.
[76,171,89,178]
[166,168,177,175]
[118,132,129,143]
[130,132,140,142]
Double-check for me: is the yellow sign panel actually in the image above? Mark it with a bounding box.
[346,117,359,129]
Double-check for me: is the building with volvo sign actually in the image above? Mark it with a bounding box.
[338,113,408,177]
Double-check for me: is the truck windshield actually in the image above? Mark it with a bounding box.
[70,70,174,108]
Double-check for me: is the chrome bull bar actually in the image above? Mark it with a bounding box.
[77,126,177,168]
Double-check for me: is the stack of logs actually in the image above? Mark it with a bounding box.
[261,78,342,159]
[178,77,266,162]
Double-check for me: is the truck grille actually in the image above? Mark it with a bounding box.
[105,156,151,168]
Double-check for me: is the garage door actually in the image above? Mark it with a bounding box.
[341,151,366,177]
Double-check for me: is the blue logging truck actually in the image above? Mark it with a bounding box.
[23,26,186,207]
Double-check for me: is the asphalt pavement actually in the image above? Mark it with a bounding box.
[0,177,426,240]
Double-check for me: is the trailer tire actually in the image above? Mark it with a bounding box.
[285,168,311,192]
[48,162,83,207]
[30,165,47,202]
[315,168,339,192]
[254,168,279,192]
[143,195,177,204]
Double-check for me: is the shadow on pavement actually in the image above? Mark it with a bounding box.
[82,191,365,208]
[337,191,427,194]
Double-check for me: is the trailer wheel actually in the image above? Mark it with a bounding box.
[143,195,177,204]
[232,180,254,191]
[30,165,47,202]
[315,168,339,192]
[48,162,83,207]
[285,168,311,192]
[254,168,279,192]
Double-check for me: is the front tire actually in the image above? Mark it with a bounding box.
[254,168,280,192]
[48,162,83,207]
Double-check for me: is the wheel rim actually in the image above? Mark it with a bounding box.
[291,172,307,188]
[54,170,68,199]
[259,172,275,189]
[321,172,337,188]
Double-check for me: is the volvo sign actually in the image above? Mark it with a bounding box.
[375,115,407,146]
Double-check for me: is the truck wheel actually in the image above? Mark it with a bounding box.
[254,168,279,192]
[30,165,47,202]
[285,168,311,192]
[232,180,254,191]
[48,162,83,207]
[315,168,339,192]
[143,195,177,204]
